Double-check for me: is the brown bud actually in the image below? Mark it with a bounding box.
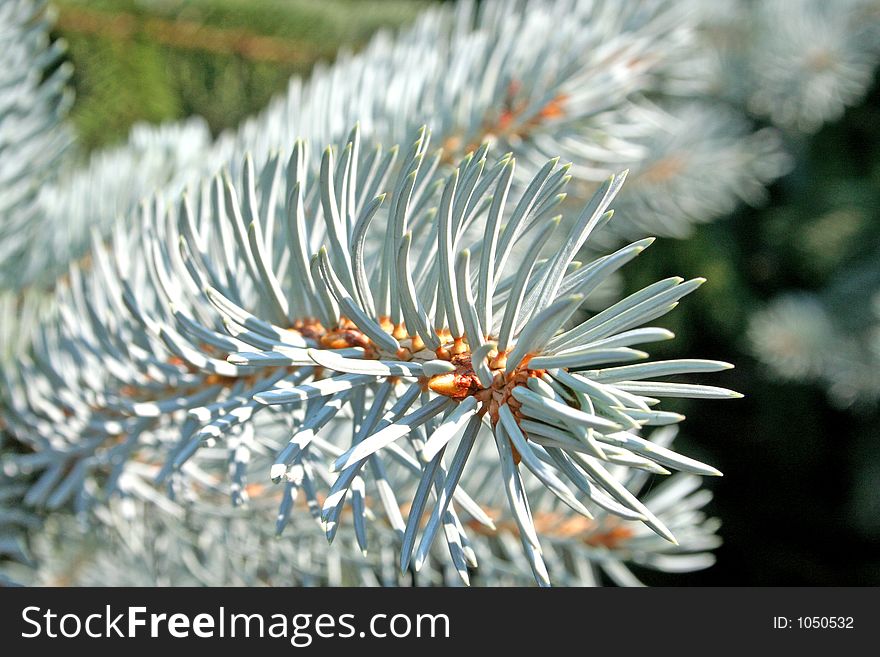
[427,372,460,397]
[378,315,394,334]
[489,351,508,371]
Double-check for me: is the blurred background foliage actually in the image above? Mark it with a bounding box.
[51,0,427,151]
[47,0,879,584]
[627,76,880,584]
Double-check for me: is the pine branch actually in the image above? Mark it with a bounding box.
[0,0,74,287]
[2,125,737,585]
[7,0,880,586]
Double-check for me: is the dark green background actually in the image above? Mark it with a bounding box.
[52,0,427,151]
